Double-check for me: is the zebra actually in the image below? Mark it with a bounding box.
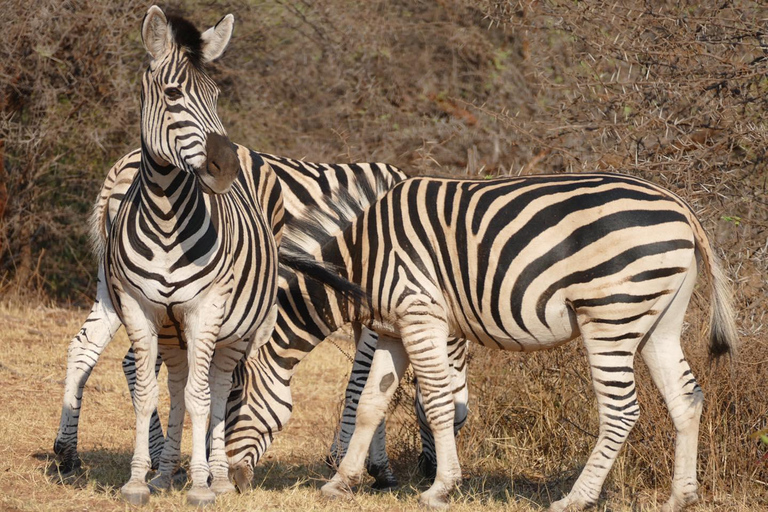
[222,186,470,490]
[53,129,467,486]
[272,173,737,511]
[101,7,285,505]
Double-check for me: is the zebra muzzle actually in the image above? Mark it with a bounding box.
[199,133,240,194]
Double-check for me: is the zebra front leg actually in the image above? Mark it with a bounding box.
[399,321,460,510]
[148,346,187,492]
[416,336,469,481]
[549,342,640,512]
[321,335,409,499]
[209,345,247,496]
[54,271,121,476]
[119,305,160,506]
[184,332,218,506]
[121,348,165,470]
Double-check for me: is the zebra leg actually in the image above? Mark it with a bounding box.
[121,348,165,470]
[183,313,227,507]
[54,270,121,475]
[148,346,187,492]
[321,335,409,499]
[416,336,469,480]
[328,326,398,490]
[549,342,640,512]
[398,321,461,510]
[209,346,246,496]
[119,303,160,506]
[640,273,702,512]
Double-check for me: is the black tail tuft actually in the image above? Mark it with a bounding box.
[278,250,370,309]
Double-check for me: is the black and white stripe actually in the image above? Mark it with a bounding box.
[275,173,737,511]
[55,142,466,486]
[101,8,282,506]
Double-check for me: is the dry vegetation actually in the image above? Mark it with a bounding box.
[0,0,767,510]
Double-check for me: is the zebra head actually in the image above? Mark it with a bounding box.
[224,355,294,491]
[140,6,239,194]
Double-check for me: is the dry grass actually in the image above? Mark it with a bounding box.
[0,296,766,511]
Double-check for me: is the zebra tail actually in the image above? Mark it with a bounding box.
[707,250,739,360]
[278,250,371,311]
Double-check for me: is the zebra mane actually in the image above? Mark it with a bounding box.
[281,167,392,255]
[166,13,205,69]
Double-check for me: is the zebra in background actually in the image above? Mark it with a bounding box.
[54,136,467,486]
[222,184,470,490]
[102,7,284,505]
[273,173,737,511]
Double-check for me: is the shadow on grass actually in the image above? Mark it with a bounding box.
[36,449,612,509]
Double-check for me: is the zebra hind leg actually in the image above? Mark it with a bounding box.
[321,336,409,499]
[549,341,641,512]
[640,272,703,512]
[54,277,120,477]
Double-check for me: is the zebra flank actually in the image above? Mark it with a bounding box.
[280,172,737,511]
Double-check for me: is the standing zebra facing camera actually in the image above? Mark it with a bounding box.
[100,7,290,506]
[275,173,737,511]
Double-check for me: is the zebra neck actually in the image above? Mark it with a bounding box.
[138,151,205,221]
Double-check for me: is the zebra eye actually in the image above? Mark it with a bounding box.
[164,87,183,100]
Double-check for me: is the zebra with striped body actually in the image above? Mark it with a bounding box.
[102,8,284,505]
[54,141,467,485]
[275,174,737,511]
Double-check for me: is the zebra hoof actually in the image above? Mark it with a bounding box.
[660,491,699,512]
[320,478,353,500]
[186,485,215,507]
[418,491,450,510]
[210,477,236,495]
[121,480,151,505]
[548,496,592,512]
[368,465,398,491]
[52,440,82,477]
[148,472,173,493]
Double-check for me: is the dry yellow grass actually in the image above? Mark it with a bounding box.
[0,295,766,511]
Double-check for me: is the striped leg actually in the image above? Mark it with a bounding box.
[640,270,702,511]
[550,343,640,511]
[399,320,461,509]
[209,345,248,496]
[54,271,120,475]
[121,348,165,470]
[119,299,160,506]
[148,346,187,492]
[416,336,469,480]
[322,336,409,497]
[184,327,219,506]
[329,326,398,489]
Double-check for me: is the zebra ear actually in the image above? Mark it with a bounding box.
[200,14,234,63]
[142,5,170,60]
